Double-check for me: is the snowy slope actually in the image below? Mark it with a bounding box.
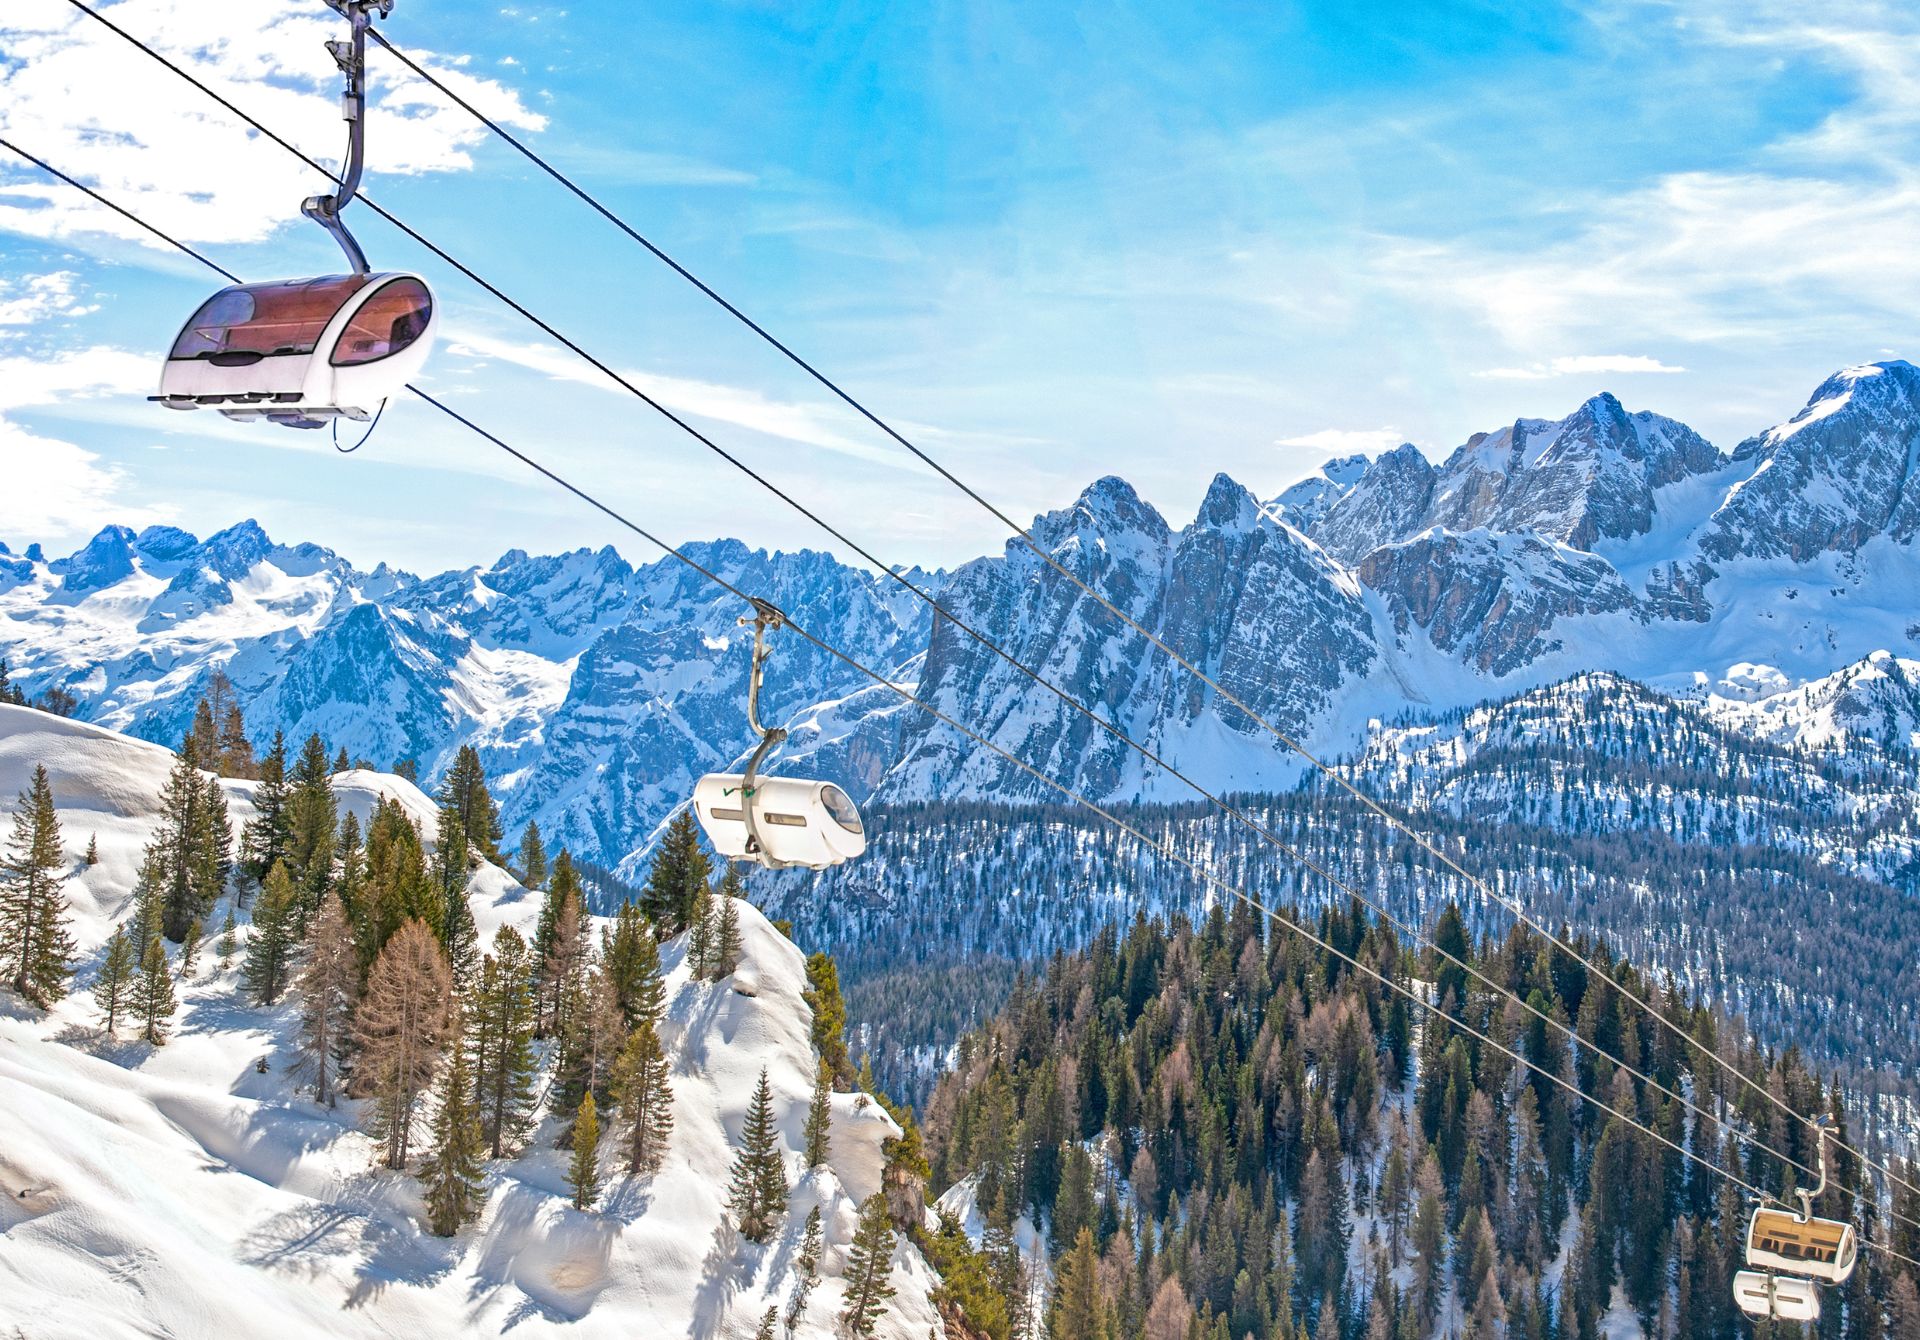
[0,707,941,1339]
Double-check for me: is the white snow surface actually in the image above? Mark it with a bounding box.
[0,706,939,1339]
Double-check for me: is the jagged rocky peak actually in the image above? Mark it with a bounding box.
[133,525,200,562]
[1306,393,1722,560]
[1192,471,1264,531]
[52,524,139,593]
[1269,453,1374,529]
[1704,358,1920,562]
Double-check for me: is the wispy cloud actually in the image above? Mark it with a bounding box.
[0,346,172,540]
[0,271,97,326]
[445,332,915,468]
[0,0,543,250]
[1476,354,1687,380]
[1371,0,1920,351]
[1274,427,1407,455]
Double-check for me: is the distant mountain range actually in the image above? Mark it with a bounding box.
[6,359,1919,877]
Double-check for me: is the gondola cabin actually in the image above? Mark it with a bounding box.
[1744,1206,1858,1284]
[155,272,437,429]
[692,773,866,870]
[1733,1271,1820,1323]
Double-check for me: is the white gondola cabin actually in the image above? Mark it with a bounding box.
[1744,1205,1858,1285]
[1733,1271,1820,1323]
[692,772,866,870]
[154,272,437,429]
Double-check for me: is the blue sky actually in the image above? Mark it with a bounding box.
[2,0,1916,574]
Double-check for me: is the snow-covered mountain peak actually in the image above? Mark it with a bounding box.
[1192,471,1264,532]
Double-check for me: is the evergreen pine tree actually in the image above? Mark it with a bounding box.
[332,745,350,774]
[217,908,237,967]
[568,1092,602,1210]
[839,1192,899,1336]
[127,848,165,953]
[639,810,709,934]
[241,730,290,883]
[434,803,477,984]
[1048,1226,1109,1340]
[610,1021,674,1174]
[1,764,76,1006]
[601,900,664,1028]
[135,935,177,1044]
[297,891,357,1105]
[804,1058,833,1167]
[438,745,502,861]
[784,1206,823,1336]
[245,861,301,1006]
[153,741,229,942]
[283,733,336,925]
[356,919,454,1169]
[536,887,588,1039]
[727,1067,789,1242]
[468,926,539,1157]
[178,917,202,979]
[191,773,232,930]
[92,925,137,1034]
[711,891,743,980]
[84,833,98,866]
[358,801,437,965]
[687,880,714,977]
[518,819,546,889]
[420,1039,487,1236]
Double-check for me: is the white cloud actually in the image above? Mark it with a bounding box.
[445,332,917,469]
[0,345,172,539]
[1476,355,1688,380]
[1274,426,1407,455]
[0,0,544,250]
[0,271,97,326]
[1372,0,1920,350]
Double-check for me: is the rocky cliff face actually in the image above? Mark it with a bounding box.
[5,360,1919,871]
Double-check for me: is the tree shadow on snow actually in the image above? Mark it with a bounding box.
[689,1220,747,1340]
[239,1190,457,1308]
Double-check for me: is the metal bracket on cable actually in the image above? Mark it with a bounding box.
[738,597,789,869]
[302,0,394,274]
[1795,1118,1831,1221]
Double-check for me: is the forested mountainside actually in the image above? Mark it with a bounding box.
[765,672,1920,1128]
[919,904,1920,1340]
[6,361,1920,879]
[0,704,942,1338]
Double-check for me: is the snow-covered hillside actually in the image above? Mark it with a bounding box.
[0,705,941,1338]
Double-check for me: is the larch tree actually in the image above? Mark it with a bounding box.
[839,1192,899,1336]
[296,890,357,1106]
[1,764,76,1007]
[567,1092,602,1211]
[135,935,177,1045]
[92,925,137,1034]
[727,1067,789,1242]
[467,926,539,1158]
[244,861,302,1006]
[419,1039,487,1236]
[355,918,454,1169]
[536,887,588,1040]
[610,1021,674,1175]
[517,819,546,890]
[802,953,852,1085]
